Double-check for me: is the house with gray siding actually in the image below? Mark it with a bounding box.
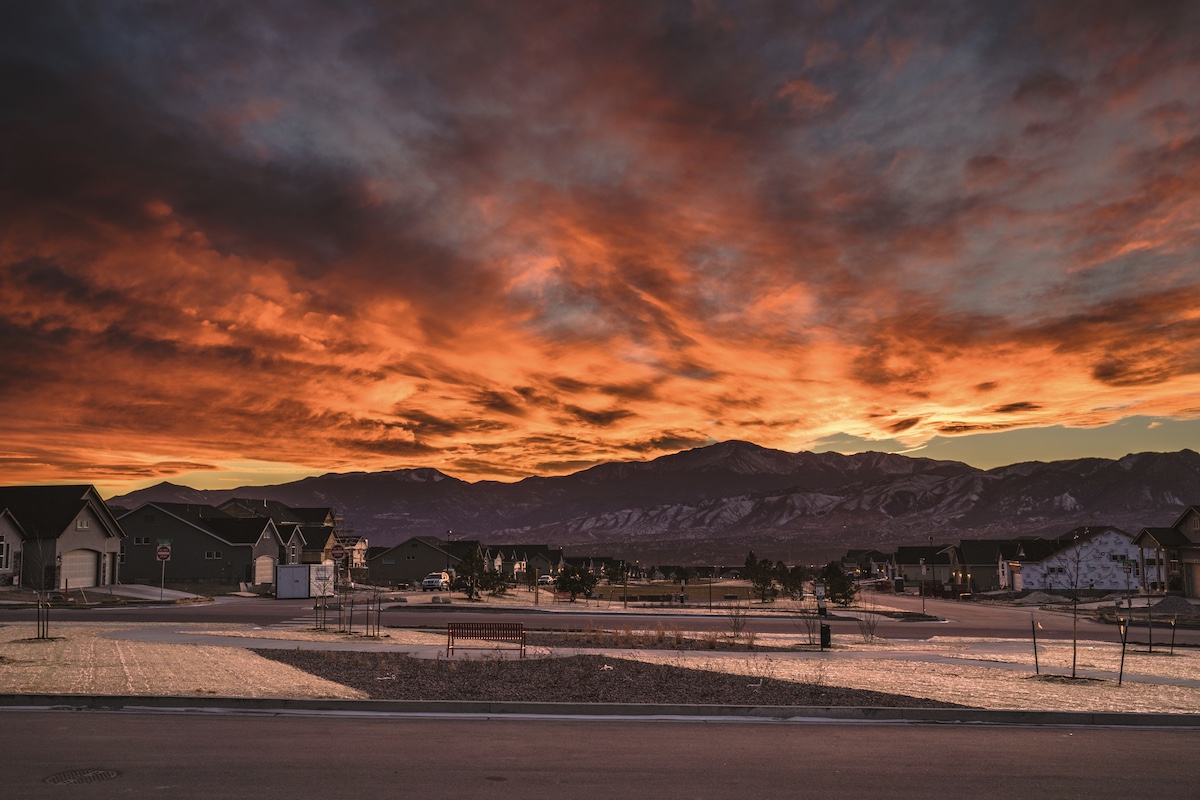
[118,503,283,586]
[0,485,125,590]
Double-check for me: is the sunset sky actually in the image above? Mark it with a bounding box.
[2,1,1199,496]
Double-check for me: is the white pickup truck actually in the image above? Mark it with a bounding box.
[421,572,451,591]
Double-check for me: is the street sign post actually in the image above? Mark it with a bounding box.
[330,543,347,587]
[156,539,172,601]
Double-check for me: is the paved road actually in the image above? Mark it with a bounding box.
[2,710,1195,799]
[4,591,1196,646]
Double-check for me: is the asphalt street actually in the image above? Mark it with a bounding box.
[2,710,1196,799]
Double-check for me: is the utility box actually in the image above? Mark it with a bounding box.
[275,565,310,599]
[820,623,831,650]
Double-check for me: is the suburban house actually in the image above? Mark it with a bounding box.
[997,538,1058,591]
[367,535,464,587]
[0,485,126,590]
[118,503,284,586]
[1000,526,1138,593]
[525,545,565,580]
[891,545,954,585]
[215,498,339,567]
[946,540,1008,592]
[334,535,370,570]
[842,549,891,578]
[1135,505,1200,597]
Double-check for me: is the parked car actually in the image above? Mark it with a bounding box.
[422,572,451,591]
[537,574,554,586]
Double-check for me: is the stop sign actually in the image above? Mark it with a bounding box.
[156,545,171,561]
[331,543,346,560]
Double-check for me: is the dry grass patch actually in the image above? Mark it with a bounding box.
[0,623,364,699]
[624,650,1200,714]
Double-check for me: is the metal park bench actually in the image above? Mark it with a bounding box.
[445,622,526,658]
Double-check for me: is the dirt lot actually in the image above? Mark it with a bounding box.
[3,618,1199,713]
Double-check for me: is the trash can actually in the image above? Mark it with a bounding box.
[820,623,831,650]
[893,577,905,592]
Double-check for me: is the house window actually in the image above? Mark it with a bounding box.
[1193,518,1199,531]
[406,555,416,561]
[118,545,125,564]
[205,551,222,560]
[76,519,90,530]
[134,536,151,545]
[0,535,7,570]
[383,558,395,565]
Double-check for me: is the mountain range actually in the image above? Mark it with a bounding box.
[106,441,1200,564]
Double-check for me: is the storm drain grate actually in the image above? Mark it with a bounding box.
[45,769,120,785]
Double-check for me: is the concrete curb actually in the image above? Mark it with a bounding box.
[2,694,1198,727]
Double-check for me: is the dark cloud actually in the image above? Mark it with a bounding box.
[471,390,527,417]
[1091,355,1174,387]
[1,1,1198,486]
[888,417,922,434]
[560,405,637,428]
[992,402,1041,414]
[620,433,712,453]
[1011,70,1080,107]
[393,408,512,438]
[937,422,1019,434]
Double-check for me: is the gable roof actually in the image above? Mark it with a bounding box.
[147,502,233,522]
[203,517,280,546]
[369,535,459,563]
[0,485,124,540]
[892,545,953,566]
[953,539,1008,565]
[1055,525,1130,545]
[1135,527,1191,548]
[1169,505,1200,533]
[218,498,335,527]
[123,502,277,547]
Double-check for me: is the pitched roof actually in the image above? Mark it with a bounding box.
[218,498,334,527]
[1008,538,1063,562]
[202,518,279,546]
[1135,527,1191,548]
[892,545,953,565]
[0,485,121,540]
[298,525,334,547]
[129,502,275,547]
[149,502,233,522]
[1168,505,1200,533]
[956,539,1007,565]
[1055,525,1130,544]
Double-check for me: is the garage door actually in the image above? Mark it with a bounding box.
[254,555,276,585]
[61,549,99,589]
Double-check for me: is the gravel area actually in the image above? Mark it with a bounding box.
[252,650,971,708]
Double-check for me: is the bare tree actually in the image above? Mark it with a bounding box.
[1055,532,1103,679]
[23,531,58,640]
[312,564,335,630]
[856,596,882,643]
[726,602,749,645]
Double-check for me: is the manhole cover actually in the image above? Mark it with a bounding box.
[45,769,120,785]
